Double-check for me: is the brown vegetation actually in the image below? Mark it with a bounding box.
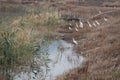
[56,15,120,80]
[0,0,120,80]
[55,0,120,79]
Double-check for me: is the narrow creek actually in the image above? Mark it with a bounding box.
[14,40,85,80]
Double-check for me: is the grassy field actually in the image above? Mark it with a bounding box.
[0,0,120,80]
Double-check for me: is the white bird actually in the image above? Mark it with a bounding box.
[99,11,102,14]
[75,27,79,32]
[95,20,100,25]
[103,17,108,21]
[72,38,78,45]
[79,18,83,28]
[76,23,79,28]
[69,27,72,30]
[69,23,72,26]
[93,22,97,27]
[87,21,92,27]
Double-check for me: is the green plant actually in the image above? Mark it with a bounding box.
[0,29,33,77]
[0,25,51,79]
[114,70,120,77]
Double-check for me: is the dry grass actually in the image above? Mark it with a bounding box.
[56,8,120,80]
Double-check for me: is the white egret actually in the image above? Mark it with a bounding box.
[69,23,72,26]
[95,20,100,25]
[76,23,79,28]
[75,27,79,32]
[79,18,83,28]
[72,38,78,45]
[93,22,97,27]
[87,21,92,27]
[104,17,108,21]
[99,11,102,14]
[69,27,72,30]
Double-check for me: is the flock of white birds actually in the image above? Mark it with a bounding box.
[67,16,108,45]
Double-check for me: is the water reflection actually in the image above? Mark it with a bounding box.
[14,40,84,80]
[46,40,84,80]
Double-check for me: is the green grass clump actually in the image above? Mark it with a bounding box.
[0,27,35,78]
[0,25,51,80]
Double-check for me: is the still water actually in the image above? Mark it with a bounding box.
[14,40,85,80]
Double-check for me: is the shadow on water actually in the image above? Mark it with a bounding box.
[14,40,85,80]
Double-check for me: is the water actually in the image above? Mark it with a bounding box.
[14,40,85,80]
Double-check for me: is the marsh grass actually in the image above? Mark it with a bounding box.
[0,26,35,78]
[0,2,64,79]
[0,23,52,79]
